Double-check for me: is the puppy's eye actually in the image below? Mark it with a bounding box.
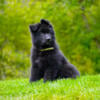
[49,25,52,28]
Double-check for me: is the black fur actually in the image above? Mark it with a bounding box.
[29,19,80,82]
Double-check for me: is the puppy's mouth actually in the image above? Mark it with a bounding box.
[40,47,54,52]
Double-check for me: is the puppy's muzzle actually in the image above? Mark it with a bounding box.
[45,34,52,44]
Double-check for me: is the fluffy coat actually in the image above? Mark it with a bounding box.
[29,19,80,82]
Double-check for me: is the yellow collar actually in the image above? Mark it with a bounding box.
[40,47,54,52]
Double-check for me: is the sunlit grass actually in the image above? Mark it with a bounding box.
[0,75,100,100]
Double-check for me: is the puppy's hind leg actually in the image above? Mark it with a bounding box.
[61,63,80,79]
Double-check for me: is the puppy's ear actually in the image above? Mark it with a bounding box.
[40,19,50,25]
[29,24,39,33]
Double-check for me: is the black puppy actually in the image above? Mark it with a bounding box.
[29,19,80,82]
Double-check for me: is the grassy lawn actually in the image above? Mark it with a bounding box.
[0,75,100,100]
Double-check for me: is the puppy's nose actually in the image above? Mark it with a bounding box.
[46,38,51,42]
[45,34,51,42]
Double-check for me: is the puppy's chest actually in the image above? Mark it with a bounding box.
[42,56,55,65]
[35,55,59,68]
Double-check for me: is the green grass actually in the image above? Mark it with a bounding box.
[0,75,100,100]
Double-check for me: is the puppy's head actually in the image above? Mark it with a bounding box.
[29,19,55,50]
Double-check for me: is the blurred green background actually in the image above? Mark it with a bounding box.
[0,0,100,80]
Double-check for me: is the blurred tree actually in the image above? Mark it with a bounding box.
[0,0,100,79]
